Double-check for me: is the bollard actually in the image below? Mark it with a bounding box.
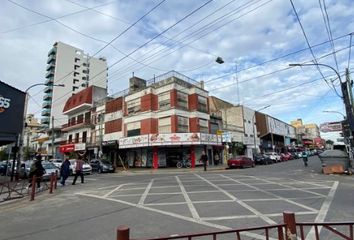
[54,170,58,189]
[283,211,297,240]
[117,226,130,240]
[30,175,36,201]
[49,172,54,194]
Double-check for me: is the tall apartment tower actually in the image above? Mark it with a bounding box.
[41,41,107,128]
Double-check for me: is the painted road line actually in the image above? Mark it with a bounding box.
[176,176,200,220]
[103,184,126,198]
[138,179,154,205]
[201,211,316,221]
[306,181,339,239]
[221,175,319,213]
[194,174,277,225]
[78,192,276,240]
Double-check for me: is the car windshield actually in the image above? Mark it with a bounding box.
[42,162,56,169]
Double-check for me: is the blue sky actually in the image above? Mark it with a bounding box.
[1,0,353,141]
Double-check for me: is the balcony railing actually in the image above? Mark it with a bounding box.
[43,93,52,101]
[47,47,56,56]
[45,70,55,78]
[45,77,54,85]
[41,117,50,124]
[41,109,51,116]
[46,62,55,71]
[61,119,93,131]
[42,101,51,108]
[47,54,56,64]
[44,85,53,93]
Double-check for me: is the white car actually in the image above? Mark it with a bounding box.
[51,159,63,168]
[69,159,92,175]
[264,152,281,162]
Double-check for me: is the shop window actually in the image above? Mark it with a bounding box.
[210,122,219,134]
[127,98,140,114]
[177,116,188,132]
[177,91,188,109]
[127,121,141,137]
[199,118,208,133]
[158,92,170,110]
[158,117,171,133]
[197,96,208,112]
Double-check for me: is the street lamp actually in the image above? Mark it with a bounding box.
[323,110,346,119]
[252,105,271,157]
[290,62,353,169]
[17,83,65,175]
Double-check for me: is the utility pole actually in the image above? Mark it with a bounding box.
[51,116,55,159]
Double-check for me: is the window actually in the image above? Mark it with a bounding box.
[177,91,188,109]
[68,134,72,143]
[127,121,140,137]
[73,79,79,84]
[85,112,91,123]
[197,96,208,112]
[75,133,79,143]
[83,69,89,74]
[77,114,83,124]
[199,119,208,133]
[127,98,140,114]
[177,116,188,132]
[159,117,171,133]
[74,65,80,70]
[82,131,87,143]
[244,133,248,137]
[158,92,170,110]
[73,72,79,77]
[70,117,75,125]
[72,86,78,91]
[74,57,80,63]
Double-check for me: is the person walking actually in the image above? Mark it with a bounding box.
[72,157,84,185]
[200,151,208,171]
[60,157,71,186]
[28,153,45,189]
[302,150,308,167]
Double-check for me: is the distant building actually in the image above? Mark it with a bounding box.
[41,41,107,129]
[291,118,321,147]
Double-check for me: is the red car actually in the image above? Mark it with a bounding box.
[227,156,255,168]
[280,153,293,161]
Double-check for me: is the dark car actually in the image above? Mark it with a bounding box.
[0,161,8,176]
[90,159,114,173]
[227,156,255,169]
[254,154,272,165]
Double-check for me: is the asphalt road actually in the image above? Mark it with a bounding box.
[1,156,354,240]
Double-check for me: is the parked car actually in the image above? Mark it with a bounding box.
[264,152,281,162]
[18,160,32,179]
[280,153,293,161]
[0,161,8,176]
[90,159,114,173]
[227,156,255,168]
[254,154,272,165]
[41,161,61,181]
[69,159,92,175]
[50,159,63,168]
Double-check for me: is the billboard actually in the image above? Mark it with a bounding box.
[319,121,343,132]
[0,81,26,145]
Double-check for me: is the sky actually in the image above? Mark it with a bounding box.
[1,0,353,141]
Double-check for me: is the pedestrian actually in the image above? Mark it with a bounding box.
[28,153,45,189]
[302,151,308,167]
[72,156,84,185]
[60,157,71,186]
[200,151,208,171]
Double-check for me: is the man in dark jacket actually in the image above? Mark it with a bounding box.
[28,153,45,189]
[60,157,71,186]
[200,151,208,171]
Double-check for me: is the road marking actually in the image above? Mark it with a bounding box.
[78,192,276,240]
[306,181,339,239]
[201,211,316,221]
[194,174,277,225]
[138,179,154,205]
[103,184,126,198]
[221,175,319,213]
[176,176,200,220]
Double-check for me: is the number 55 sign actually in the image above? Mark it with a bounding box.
[0,96,11,112]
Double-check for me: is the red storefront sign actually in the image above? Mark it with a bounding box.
[59,144,75,153]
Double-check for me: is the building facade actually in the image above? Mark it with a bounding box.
[42,41,107,128]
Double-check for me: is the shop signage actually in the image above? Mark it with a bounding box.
[319,121,343,132]
[75,143,86,151]
[59,144,75,153]
[119,133,222,149]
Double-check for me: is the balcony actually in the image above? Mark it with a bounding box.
[41,117,50,125]
[42,101,51,108]
[41,109,51,116]
[46,62,55,71]
[45,70,55,78]
[48,47,56,56]
[44,85,53,93]
[45,77,54,85]
[43,93,52,101]
[61,119,93,132]
[47,54,56,64]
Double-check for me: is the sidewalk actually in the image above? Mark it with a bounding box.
[116,165,227,175]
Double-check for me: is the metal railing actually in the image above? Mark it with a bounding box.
[117,212,354,240]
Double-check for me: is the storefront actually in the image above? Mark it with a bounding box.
[119,133,222,168]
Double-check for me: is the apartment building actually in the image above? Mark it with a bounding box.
[42,41,107,129]
[59,86,107,157]
[291,118,321,147]
[118,71,222,168]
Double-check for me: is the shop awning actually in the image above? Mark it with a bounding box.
[59,144,75,153]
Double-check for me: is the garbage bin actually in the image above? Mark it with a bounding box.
[319,150,350,170]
